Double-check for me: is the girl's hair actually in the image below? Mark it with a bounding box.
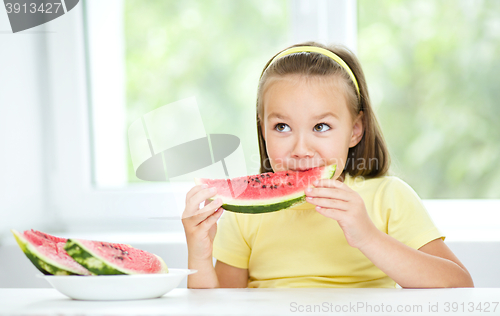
[256,41,390,179]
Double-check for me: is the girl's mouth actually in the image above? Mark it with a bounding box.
[290,168,313,172]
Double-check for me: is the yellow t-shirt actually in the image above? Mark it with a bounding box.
[212,174,445,288]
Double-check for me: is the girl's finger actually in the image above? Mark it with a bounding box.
[315,206,346,221]
[186,187,218,212]
[313,179,351,191]
[306,196,349,211]
[199,207,224,229]
[183,198,222,222]
[305,187,350,201]
[185,184,208,203]
[194,198,223,216]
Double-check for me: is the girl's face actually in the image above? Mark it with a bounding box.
[260,75,363,179]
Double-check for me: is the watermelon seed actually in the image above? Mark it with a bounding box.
[262,185,266,188]
[288,182,292,186]
[274,185,278,189]
[116,256,124,260]
[255,179,261,183]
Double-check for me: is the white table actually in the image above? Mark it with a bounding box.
[1,288,499,315]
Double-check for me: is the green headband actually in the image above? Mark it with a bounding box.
[266,46,361,97]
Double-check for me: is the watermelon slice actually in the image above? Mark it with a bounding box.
[11,229,92,276]
[194,164,336,214]
[64,239,169,275]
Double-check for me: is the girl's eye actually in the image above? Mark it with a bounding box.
[275,123,291,132]
[314,123,331,132]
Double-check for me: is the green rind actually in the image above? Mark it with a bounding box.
[64,239,127,275]
[218,164,337,214]
[11,230,77,276]
[23,248,75,276]
[221,195,306,214]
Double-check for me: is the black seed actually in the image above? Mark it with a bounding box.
[116,256,124,260]
[255,179,261,183]
[286,173,289,176]
[274,185,278,189]
[260,174,265,178]
[288,182,292,186]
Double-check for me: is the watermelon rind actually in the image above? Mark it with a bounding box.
[196,164,336,214]
[64,239,127,275]
[11,229,91,276]
[64,239,169,275]
[222,195,306,214]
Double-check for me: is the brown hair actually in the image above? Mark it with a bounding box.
[256,41,390,179]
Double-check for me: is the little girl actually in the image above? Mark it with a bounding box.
[182,42,473,289]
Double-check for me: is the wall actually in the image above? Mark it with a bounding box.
[0,1,48,243]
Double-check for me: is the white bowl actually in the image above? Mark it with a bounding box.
[38,269,197,301]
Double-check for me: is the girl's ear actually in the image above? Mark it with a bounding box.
[349,111,364,148]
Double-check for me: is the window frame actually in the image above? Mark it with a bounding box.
[45,0,500,235]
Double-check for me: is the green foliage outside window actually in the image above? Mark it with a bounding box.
[359,0,500,198]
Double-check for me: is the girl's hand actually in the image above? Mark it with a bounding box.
[305,179,378,249]
[182,185,224,262]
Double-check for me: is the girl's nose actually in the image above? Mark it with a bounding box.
[291,135,314,158]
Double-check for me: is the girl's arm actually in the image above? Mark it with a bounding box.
[215,260,249,288]
[187,258,249,288]
[182,185,249,288]
[182,185,224,289]
[187,257,220,288]
[358,230,473,288]
[306,179,474,288]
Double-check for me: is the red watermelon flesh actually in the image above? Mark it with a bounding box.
[12,229,92,275]
[64,239,169,275]
[194,164,336,213]
[28,229,67,243]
